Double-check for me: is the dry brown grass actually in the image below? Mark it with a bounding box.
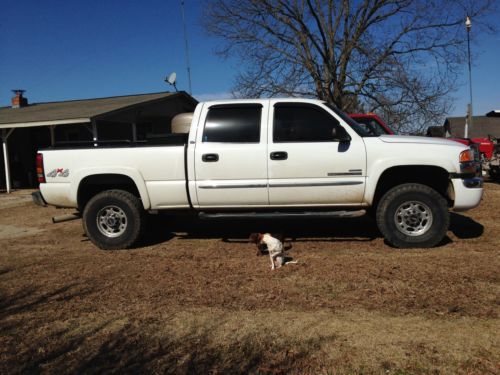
[0,183,499,374]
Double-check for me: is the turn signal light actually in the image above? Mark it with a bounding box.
[459,149,473,163]
[36,153,45,183]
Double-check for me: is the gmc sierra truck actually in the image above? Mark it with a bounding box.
[32,99,483,250]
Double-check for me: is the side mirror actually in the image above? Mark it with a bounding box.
[332,126,351,142]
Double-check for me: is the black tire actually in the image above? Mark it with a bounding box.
[376,183,449,248]
[82,190,144,250]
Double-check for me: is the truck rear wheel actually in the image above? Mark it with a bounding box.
[82,190,144,250]
[376,183,449,248]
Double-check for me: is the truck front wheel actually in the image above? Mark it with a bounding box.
[376,183,449,248]
[82,189,144,250]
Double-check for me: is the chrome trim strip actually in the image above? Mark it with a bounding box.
[270,181,363,188]
[327,172,362,176]
[199,181,363,189]
[198,184,267,189]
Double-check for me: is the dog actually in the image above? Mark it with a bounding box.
[249,233,297,270]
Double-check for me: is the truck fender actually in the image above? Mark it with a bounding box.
[70,167,151,210]
[364,159,456,205]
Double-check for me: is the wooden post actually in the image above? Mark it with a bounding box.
[49,125,56,146]
[132,122,137,142]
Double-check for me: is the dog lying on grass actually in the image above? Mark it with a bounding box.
[249,233,297,270]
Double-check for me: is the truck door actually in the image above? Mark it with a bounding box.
[194,102,269,207]
[267,102,366,206]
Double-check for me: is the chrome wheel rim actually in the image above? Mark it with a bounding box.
[394,201,433,236]
[96,205,127,238]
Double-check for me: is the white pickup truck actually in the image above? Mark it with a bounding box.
[33,98,483,250]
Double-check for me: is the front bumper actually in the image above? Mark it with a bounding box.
[451,177,483,212]
[31,190,47,207]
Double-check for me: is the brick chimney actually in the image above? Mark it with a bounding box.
[11,89,28,108]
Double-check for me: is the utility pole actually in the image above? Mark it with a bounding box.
[465,15,473,137]
[181,0,193,94]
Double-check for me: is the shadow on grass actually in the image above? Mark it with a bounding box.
[0,282,109,373]
[449,212,484,239]
[73,323,335,374]
[1,286,335,374]
[137,213,379,248]
[133,211,483,249]
[0,283,98,345]
[0,283,95,321]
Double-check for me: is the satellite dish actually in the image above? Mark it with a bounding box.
[164,72,178,92]
[166,72,177,85]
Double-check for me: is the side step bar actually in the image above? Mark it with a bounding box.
[199,210,366,220]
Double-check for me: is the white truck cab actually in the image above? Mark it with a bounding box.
[33,99,483,250]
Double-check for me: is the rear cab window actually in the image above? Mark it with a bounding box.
[203,104,262,143]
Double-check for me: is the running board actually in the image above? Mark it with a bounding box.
[198,210,366,220]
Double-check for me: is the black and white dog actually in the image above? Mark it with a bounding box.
[249,233,297,270]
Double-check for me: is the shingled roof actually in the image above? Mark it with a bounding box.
[0,91,197,128]
[444,115,500,138]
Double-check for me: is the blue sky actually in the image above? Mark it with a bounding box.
[0,0,498,118]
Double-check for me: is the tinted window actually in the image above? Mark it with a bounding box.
[273,104,342,142]
[203,105,261,143]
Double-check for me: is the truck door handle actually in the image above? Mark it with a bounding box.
[202,153,219,162]
[270,151,288,160]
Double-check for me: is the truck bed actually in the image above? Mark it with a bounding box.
[39,143,189,209]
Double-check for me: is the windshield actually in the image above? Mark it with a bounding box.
[323,103,372,137]
[352,117,392,136]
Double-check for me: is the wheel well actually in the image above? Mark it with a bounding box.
[373,166,450,209]
[77,174,141,210]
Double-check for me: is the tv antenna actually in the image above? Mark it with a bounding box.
[165,72,178,92]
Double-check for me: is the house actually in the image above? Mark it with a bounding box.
[0,91,197,191]
[443,110,500,139]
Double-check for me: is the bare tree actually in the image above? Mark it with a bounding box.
[203,0,496,133]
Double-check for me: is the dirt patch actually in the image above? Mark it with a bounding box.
[0,224,44,240]
[0,190,35,209]
[0,184,499,374]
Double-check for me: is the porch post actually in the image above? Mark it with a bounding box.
[92,120,98,147]
[2,128,15,194]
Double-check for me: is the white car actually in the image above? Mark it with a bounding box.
[33,99,483,249]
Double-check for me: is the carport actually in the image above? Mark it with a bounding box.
[0,91,197,193]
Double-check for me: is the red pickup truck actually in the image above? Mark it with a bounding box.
[349,113,394,136]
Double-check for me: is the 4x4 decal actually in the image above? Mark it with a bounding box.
[47,168,70,178]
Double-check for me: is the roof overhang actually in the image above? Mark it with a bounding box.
[486,110,500,117]
[0,117,91,129]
